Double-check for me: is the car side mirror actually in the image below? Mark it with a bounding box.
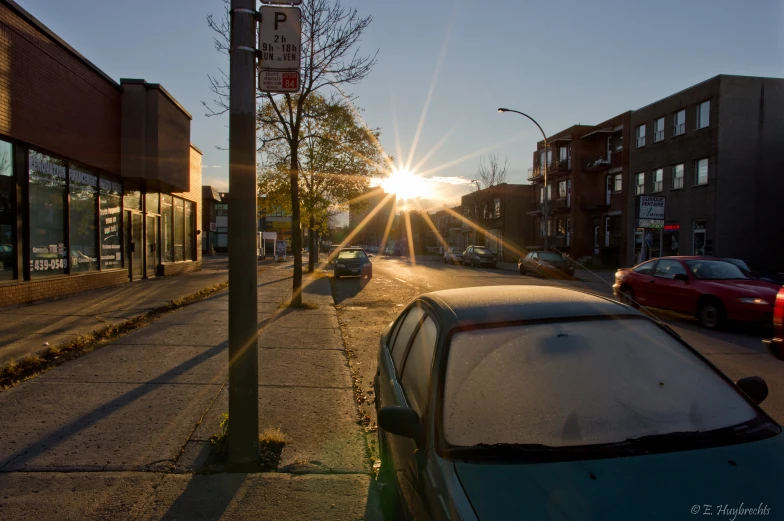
[367,254,373,258]
[378,406,424,448]
[736,376,768,404]
[674,273,689,283]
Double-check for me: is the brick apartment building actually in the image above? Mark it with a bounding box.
[626,75,784,272]
[460,183,534,262]
[528,114,631,267]
[348,187,397,247]
[0,0,202,305]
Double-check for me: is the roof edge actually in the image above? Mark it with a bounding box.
[3,0,122,91]
[190,143,203,155]
[120,79,193,120]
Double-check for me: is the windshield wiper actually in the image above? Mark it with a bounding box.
[624,423,778,449]
[474,442,554,452]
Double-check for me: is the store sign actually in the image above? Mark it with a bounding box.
[639,196,665,220]
[638,219,664,229]
[664,223,680,232]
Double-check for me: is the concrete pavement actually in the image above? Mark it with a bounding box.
[0,265,377,520]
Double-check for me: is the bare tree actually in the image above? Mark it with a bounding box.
[473,151,509,191]
[206,0,377,306]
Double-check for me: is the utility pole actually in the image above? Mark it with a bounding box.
[228,0,259,464]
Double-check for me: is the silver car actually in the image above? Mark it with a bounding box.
[442,247,464,265]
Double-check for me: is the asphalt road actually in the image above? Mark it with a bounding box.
[332,255,784,430]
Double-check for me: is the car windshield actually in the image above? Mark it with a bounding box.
[722,258,752,272]
[337,250,367,260]
[686,260,749,280]
[442,318,758,449]
[451,248,462,254]
[474,247,492,255]
[537,252,562,263]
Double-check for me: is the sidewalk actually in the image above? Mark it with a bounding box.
[1,256,246,366]
[0,265,375,520]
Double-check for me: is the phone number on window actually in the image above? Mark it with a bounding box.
[30,258,68,271]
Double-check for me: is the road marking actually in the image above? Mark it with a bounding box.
[394,277,407,284]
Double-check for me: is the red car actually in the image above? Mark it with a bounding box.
[764,288,784,360]
[613,256,779,329]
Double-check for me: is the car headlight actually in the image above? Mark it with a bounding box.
[336,263,346,268]
[735,297,769,305]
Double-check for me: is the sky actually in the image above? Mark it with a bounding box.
[20,0,784,217]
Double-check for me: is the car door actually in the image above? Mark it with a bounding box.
[527,252,539,273]
[627,260,658,306]
[464,247,472,264]
[395,314,438,520]
[647,258,691,311]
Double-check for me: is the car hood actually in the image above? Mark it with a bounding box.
[700,279,780,299]
[454,434,784,521]
[475,253,495,259]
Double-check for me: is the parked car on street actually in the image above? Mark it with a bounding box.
[375,285,781,521]
[518,250,574,278]
[763,287,784,360]
[326,245,340,263]
[442,247,464,265]
[717,257,784,286]
[462,245,497,268]
[614,256,780,329]
[334,247,372,280]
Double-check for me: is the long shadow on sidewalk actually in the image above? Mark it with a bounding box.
[159,474,246,521]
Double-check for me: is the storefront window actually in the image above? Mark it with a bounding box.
[184,200,194,261]
[29,151,67,277]
[0,140,14,281]
[124,182,141,210]
[99,176,122,270]
[693,221,707,256]
[69,166,98,272]
[161,194,173,262]
[174,197,184,261]
[145,192,159,214]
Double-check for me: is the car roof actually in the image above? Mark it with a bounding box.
[421,285,641,328]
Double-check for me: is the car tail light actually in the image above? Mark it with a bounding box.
[774,289,784,329]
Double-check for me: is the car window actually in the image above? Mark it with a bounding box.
[391,305,425,372]
[400,316,438,415]
[531,253,538,260]
[538,252,562,262]
[337,250,367,260]
[633,260,657,275]
[442,318,758,448]
[653,259,687,279]
[525,253,533,259]
[687,260,748,280]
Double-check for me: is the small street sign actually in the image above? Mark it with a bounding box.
[258,6,301,71]
[259,70,300,93]
[261,0,302,4]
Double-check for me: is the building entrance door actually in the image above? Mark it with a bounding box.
[125,211,143,281]
[146,215,159,278]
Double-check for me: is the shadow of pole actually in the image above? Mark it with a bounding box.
[159,473,247,521]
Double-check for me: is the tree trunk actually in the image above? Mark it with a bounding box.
[290,146,302,307]
[308,214,316,273]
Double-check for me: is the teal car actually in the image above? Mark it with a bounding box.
[374,286,781,521]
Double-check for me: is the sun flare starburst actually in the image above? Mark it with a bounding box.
[378,168,432,202]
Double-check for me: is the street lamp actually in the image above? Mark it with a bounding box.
[498,108,549,250]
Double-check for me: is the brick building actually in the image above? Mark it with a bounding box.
[626,75,784,272]
[460,183,534,262]
[348,187,396,247]
[0,0,202,305]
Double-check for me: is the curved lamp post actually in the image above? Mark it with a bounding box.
[498,108,549,250]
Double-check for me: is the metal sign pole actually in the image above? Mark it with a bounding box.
[228,0,259,464]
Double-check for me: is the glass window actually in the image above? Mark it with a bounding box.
[185,200,194,261]
[547,184,552,201]
[654,259,687,279]
[652,168,663,192]
[0,140,15,281]
[392,306,426,372]
[672,164,684,189]
[69,166,98,273]
[401,317,437,415]
[697,101,710,129]
[123,182,141,210]
[493,198,500,218]
[695,158,708,185]
[29,151,67,277]
[99,176,122,270]
[337,249,368,260]
[634,260,656,275]
[174,197,184,262]
[673,110,686,136]
[161,194,173,262]
[653,118,665,142]
[634,173,645,195]
[693,220,707,255]
[614,174,622,192]
[559,146,567,162]
[442,319,758,448]
[146,192,159,214]
[686,260,748,281]
[635,124,646,147]
[546,148,552,166]
[558,180,567,199]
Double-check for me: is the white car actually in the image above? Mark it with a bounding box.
[443,247,464,265]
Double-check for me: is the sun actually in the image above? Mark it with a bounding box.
[379,168,431,201]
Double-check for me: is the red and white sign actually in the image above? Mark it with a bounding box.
[259,70,300,93]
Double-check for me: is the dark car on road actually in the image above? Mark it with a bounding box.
[462,246,496,268]
[518,250,574,278]
[334,247,372,280]
[374,285,781,521]
[614,256,780,329]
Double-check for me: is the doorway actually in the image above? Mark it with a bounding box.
[125,211,143,280]
[146,215,159,278]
